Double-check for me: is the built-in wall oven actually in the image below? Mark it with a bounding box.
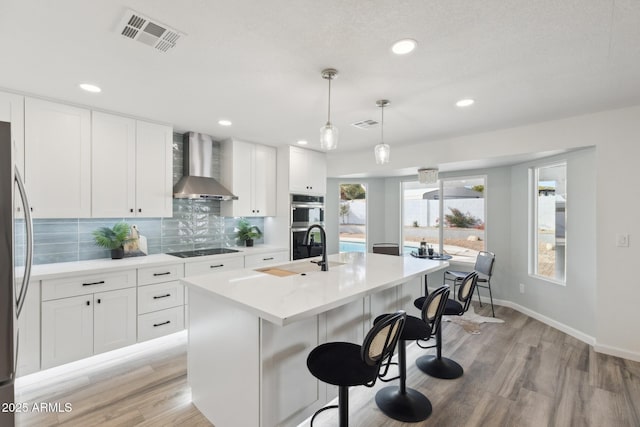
[291,194,325,260]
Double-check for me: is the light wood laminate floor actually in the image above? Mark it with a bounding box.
[15,304,640,427]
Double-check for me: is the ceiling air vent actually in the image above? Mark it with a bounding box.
[351,119,379,130]
[118,9,184,52]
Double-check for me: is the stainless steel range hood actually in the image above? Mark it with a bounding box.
[173,132,238,200]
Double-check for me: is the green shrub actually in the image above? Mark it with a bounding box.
[444,207,480,228]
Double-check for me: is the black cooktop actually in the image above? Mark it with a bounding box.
[167,248,240,258]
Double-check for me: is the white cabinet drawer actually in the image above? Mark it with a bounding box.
[138,281,184,314]
[185,256,244,276]
[138,306,185,342]
[244,251,289,268]
[138,263,184,286]
[42,270,136,301]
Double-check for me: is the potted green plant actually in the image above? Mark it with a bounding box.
[235,218,262,247]
[92,222,133,259]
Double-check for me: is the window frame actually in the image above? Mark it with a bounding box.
[529,161,567,285]
[400,174,487,262]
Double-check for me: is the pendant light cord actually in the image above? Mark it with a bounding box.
[327,78,332,124]
[380,103,385,143]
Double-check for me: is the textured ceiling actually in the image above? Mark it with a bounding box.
[1,0,639,155]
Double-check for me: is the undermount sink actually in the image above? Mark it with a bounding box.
[256,261,345,277]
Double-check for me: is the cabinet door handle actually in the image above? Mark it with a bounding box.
[263,257,274,261]
[86,301,91,306]
[153,294,171,299]
[153,272,171,276]
[210,264,224,268]
[97,298,101,304]
[130,208,134,213]
[83,280,105,286]
[153,320,171,327]
[138,208,142,213]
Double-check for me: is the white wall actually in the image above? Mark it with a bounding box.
[326,105,640,361]
[510,149,596,337]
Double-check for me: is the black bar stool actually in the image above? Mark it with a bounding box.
[413,272,479,379]
[306,311,406,427]
[373,285,450,422]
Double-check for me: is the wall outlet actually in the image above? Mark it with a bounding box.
[519,283,525,294]
[616,233,630,247]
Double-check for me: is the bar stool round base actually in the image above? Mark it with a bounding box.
[375,386,432,422]
[416,355,464,379]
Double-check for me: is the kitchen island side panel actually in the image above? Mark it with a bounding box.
[188,287,260,427]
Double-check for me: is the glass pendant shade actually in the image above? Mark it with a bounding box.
[320,122,338,150]
[374,142,390,164]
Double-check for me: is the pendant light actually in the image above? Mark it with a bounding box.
[320,68,338,150]
[374,99,390,164]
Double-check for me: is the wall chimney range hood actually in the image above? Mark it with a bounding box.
[173,132,238,200]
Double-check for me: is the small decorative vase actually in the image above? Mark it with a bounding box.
[111,247,124,259]
[245,239,254,247]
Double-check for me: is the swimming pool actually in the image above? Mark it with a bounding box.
[339,241,417,254]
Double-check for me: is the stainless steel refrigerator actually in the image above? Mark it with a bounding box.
[1,121,34,427]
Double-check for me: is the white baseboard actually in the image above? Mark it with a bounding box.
[593,343,640,363]
[422,288,640,362]
[495,299,596,346]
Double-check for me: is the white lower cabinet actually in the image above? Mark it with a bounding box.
[244,250,288,268]
[137,280,185,341]
[42,294,94,369]
[138,306,184,342]
[41,288,137,369]
[93,288,137,355]
[185,256,244,276]
[34,251,288,373]
[138,281,184,314]
[137,264,186,342]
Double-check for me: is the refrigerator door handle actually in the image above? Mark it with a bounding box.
[14,166,33,319]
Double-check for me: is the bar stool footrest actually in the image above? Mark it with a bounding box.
[310,404,338,427]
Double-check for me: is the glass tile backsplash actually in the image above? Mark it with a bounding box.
[21,133,264,265]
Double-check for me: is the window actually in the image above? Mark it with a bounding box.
[531,163,566,283]
[441,177,486,261]
[402,176,486,260]
[402,181,440,253]
[339,183,367,253]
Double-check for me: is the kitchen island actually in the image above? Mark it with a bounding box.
[182,251,448,427]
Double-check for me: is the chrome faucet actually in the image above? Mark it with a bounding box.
[304,224,328,271]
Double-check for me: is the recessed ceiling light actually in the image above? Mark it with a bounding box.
[218,119,232,126]
[456,98,475,107]
[297,140,308,145]
[391,39,417,55]
[79,83,101,93]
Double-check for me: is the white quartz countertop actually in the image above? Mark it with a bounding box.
[26,245,287,281]
[182,252,449,326]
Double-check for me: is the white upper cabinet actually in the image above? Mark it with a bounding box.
[0,91,25,177]
[135,120,173,218]
[25,97,91,218]
[289,146,326,195]
[91,112,136,217]
[91,113,173,218]
[220,139,276,217]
